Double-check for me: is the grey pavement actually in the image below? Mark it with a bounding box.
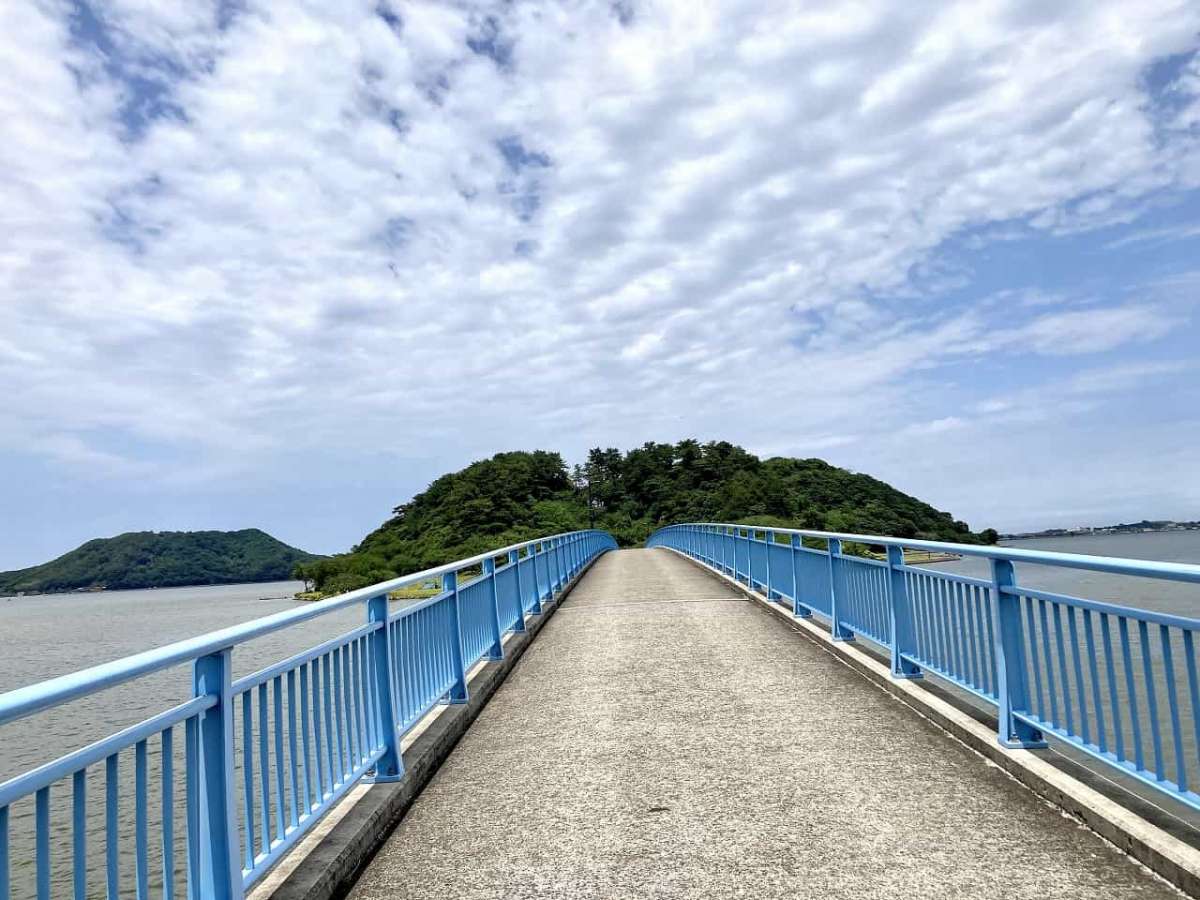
[347,548,1177,899]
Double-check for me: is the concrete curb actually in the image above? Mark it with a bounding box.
[253,551,609,900]
[659,546,1200,898]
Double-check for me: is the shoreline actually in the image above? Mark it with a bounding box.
[0,578,304,601]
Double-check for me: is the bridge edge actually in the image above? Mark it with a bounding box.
[248,549,612,900]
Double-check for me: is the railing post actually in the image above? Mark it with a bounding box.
[790,534,810,618]
[191,649,241,900]
[444,572,468,703]
[738,528,746,583]
[886,546,921,679]
[723,526,731,574]
[765,530,774,600]
[484,557,503,661]
[530,544,543,614]
[366,593,404,781]
[828,538,853,641]
[991,559,1046,748]
[509,549,527,632]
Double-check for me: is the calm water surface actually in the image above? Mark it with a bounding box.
[933,531,1200,617]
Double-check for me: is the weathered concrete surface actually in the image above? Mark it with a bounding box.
[347,548,1178,900]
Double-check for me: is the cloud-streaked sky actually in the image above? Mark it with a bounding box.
[2,1,1199,569]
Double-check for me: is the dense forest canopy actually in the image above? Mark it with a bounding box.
[0,529,319,594]
[296,440,993,595]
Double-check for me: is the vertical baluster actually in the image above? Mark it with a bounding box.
[286,670,301,828]
[1102,614,1125,763]
[1051,604,1073,735]
[485,558,504,660]
[257,682,270,852]
[192,649,239,900]
[909,574,927,664]
[972,586,989,690]
[1138,620,1165,779]
[1038,600,1058,725]
[887,546,920,678]
[530,546,543,614]
[1119,617,1145,771]
[446,572,469,703]
[36,786,49,900]
[184,716,199,900]
[827,538,852,641]
[1023,597,1044,718]
[310,662,327,800]
[1185,631,1200,783]
[952,582,969,682]
[162,729,175,900]
[73,769,87,900]
[420,610,432,710]
[0,805,8,900]
[351,641,365,763]
[790,535,809,618]
[947,583,966,682]
[272,677,286,840]
[878,568,889,642]
[1066,607,1091,746]
[936,578,954,676]
[403,616,416,722]
[331,650,346,783]
[135,740,149,900]
[991,559,1045,748]
[0,805,7,900]
[1083,609,1106,753]
[298,665,312,812]
[358,636,373,753]
[106,753,119,900]
[963,584,982,690]
[241,693,255,868]
[321,654,336,791]
[341,646,355,773]
[1160,626,1186,791]
[983,586,998,694]
[764,530,774,600]
[510,550,526,633]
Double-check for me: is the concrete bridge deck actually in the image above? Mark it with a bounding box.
[346,549,1176,899]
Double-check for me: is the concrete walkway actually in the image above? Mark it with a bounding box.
[347,549,1177,899]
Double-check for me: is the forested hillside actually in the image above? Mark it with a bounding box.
[0,529,319,594]
[296,441,991,595]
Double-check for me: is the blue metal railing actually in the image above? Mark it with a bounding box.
[0,529,616,900]
[648,523,1200,813]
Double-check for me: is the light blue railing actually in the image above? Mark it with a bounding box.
[0,529,616,900]
[648,523,1200,812]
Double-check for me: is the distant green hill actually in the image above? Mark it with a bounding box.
[0,529,320,595]
[296,441,993,595]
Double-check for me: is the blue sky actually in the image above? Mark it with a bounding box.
[1,1,1199,569]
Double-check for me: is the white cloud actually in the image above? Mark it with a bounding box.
[0,0,1198,544]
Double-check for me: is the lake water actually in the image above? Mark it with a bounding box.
[934,530,1200,618]
[1,533,1199,898]
[0,581,366,900]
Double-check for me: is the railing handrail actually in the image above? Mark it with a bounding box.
[651,522,1200,585]
[0,529,609,728]
[648,522,1200,817]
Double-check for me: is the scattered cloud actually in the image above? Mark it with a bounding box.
[1,1,1199,562]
